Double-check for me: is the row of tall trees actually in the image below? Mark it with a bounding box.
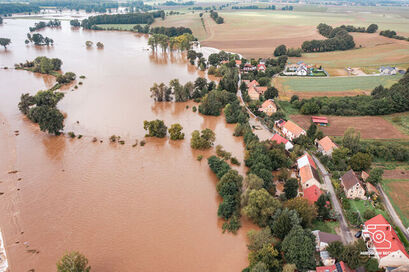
[26,33,54,46]
[29,19,61,32]
[273,44,302,57]
[302,29,355,52]
[15,56,62,75]
[148,33,194,52]
[380,29,409,41]
[317,23,378,37]
[292,69,409,116]
[81,12,163,29]
[0,3,40,15]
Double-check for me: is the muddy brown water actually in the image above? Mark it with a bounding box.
[0,18,251,271]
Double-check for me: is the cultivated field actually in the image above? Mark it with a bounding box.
[382,179,409,228]
[156,7,409,74]
[290,114,409,139]
[275,74,402,99]
[96,24,138,30]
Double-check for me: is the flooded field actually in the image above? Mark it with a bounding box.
[0,18,250,271]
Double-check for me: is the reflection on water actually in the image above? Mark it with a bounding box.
[0,17,250,271]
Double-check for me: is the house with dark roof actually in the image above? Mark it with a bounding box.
[380,66,397,75]
[312,230,342,251]
[362,214,409,268]
[341,170,365,199]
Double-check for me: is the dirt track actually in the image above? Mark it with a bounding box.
[290,115,409,139]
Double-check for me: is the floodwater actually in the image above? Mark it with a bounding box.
[0,18,251,271]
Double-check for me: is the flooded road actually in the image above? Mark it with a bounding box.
[0,18,250,271]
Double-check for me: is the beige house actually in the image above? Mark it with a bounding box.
[315,136,337,157]
[299,165,320,189]
[258,99,277,116]
[280,120,306,141]
[341,170,365,199]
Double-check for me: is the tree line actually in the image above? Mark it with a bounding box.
[30,0,118,13]
[81,12,164,29]
[26,33,54,46]
[210,10,224,24]
[380,29,409,41]
[29,19,61,32]
[291,69,409,116]
[0,3,40,15]
[148,33,194,52]
[232,5,276,10]
[274,44,302,57]
[317,23,378,37]
[302,25,355,52]
[147,26,192,37]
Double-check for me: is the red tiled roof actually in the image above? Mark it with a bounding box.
[271,134,288,145]
[317,136,337,152]
[257,64,266,70]
[303,185,322,204]
[297,153,317,169]
[316,261,352,272]
[247,80,259,88]
[283,120,305,138]
[235,60,242,65]
[364,214,409,259]
[255,86,267,94]
[312,116,329,124]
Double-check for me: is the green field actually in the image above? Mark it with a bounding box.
[382,179,409,228]
[349,199,390,222]
[384,112,409,136]
[95,24,139,31]
[278,74,402,93]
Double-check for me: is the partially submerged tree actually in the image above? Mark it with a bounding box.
[57,251,91,272]
[0,38,11,49]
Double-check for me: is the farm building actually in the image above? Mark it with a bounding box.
[362,214,409,268]
[380,66,397,75]
[315,136,337,157]
[312,230,341,252]
[340,170,365,199]
[270,134,293,151]
[258,99,277,116]
[312,116,329,126]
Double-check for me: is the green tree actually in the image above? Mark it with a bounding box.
[283,264,296,272]
[242,188,281,227]
[57,251,91,272]
[307,123,317,139]
[18,93,35,115]
[248,244,281,272]
[143,119,167,138]
[250,262,268,272]
[285,197,317,227]
[365,258,379,272]
[327,240,345,260]
[283,178,298,199]
[216,169,243,198]
[0,38,11,49]
[366,24,378,33]
[282,225,316,271]
[274,44,287,56]
[168,123,184,140]
[363,209,377,220]
[190,128,216,149]
[207,155,230,179]
[263,87,278,100]
[85,41,93,47]
[247,227,274,252]
[342,128,360,153]
[367,167,384,185]
[342,240,368,269]
[315,193,331,220]
[349,152,372,171]
[270,208,301,239]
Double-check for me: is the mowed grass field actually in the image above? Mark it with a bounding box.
[382,179,409,228]
[384,112,409,136]
[275,74,402,98]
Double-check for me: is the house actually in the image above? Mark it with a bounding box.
[259,99,277,116]
[341,170,366,199]
[271,134,294,151]
[303,185,322,204]
[255,86,267,96]
[316,136,338,157]
[297,153,317,170]
[312,230,342,251]
[362,214,409,268]
[248,86,260,100]
[280,120,306,141]
[316,261,352,272]
[235,60,242,67]
[257,63,266,71]
[243,79,259,89]
[299,165,321,189]
[312,116,329,126]
[243,63,256,72]
[296,65,308,76]
[320,250,336,266]
[380,66,397,75]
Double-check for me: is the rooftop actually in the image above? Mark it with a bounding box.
[303,185,322,204]
[317,136,337,152]
[341,170,362,190]
[283,120,305,138]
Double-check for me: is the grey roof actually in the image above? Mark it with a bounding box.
[318,231,342,244]
[341,169,362,190]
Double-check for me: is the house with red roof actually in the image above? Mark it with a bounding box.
[362,214,409,268]
[243,63,256,72]
[312,116,329,126]
[279,120,306,141]
[257,63,266,71]
[270,134,293,151]
[258,99,277,116]
[302,185,322,204]
[235,60,242,67]
[299,165,321,189]
[316,261,352,272]
[316,136,338,157]
[297,153,317,170]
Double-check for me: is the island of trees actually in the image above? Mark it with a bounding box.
[0,37,11,49]
[26,33,54,46]
[29,19,61,32]
[81,12,165,30]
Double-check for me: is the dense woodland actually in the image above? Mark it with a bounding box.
[149,26,192,37]
[0,3,40,15]
[291,69,409,116]
[29,19,61,32]
[81,11,164,29]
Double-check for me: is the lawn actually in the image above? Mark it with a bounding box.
[349,199,390,222]
[95,24,139,31]
[311,220,340,234]
[382,179,409,228]
[277,74,402,94]
[383,112,409,136]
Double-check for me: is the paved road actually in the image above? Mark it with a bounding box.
[378,185,409,241]
[312,155,354,244]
